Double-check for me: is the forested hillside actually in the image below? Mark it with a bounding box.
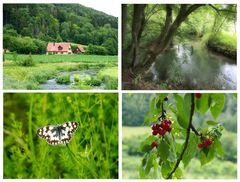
[3,4,118,55]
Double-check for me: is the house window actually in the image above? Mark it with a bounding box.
[58,46,63,51]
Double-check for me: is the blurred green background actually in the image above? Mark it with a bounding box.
[122,93,237,179]
[4,93,118,179]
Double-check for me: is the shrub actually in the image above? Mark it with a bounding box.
[56,74,71,84]
[101,75,118,89]
[21,53,34,66]
[74,74,81,82]
[86,44,108,55]
[85,77,102,86]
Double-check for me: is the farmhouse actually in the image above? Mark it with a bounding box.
[73,45,85,54]
[46,42,72,55]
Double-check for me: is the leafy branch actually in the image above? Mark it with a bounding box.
[167,93,195,179]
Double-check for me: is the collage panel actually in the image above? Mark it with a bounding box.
[3,3,118,90]
[122,4,237,90]
[122,93,237,179]
[3,93,118,179]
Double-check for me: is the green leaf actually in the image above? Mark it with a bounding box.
[174,167,183,179]
[183,94,192,120]
[214,140,224,159]
[157,140,169,161]
[165,134,177,162]
[182,133,198,168]
[139,152,155,178]
[140,136,156,153]
[174,94,188,129]
[199,145,215,166]
[196,94,209,114]
[152,153,159,179]
[206,120,218,125]
[210,94,225,119]
[161,161,172,179]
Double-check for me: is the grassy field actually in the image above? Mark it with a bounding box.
[122,126,237,179]
[4,93,118,179]
[5,53,117,63]
[3,54,118,90]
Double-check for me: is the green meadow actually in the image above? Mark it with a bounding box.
[4,93,118,179]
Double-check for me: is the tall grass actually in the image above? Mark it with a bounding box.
[4,93,118,179]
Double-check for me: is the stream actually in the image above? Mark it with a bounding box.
[40,69,105,90]
[147,43,236,90]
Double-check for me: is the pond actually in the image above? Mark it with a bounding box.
[146,43,237,90]
[40,69,105,90]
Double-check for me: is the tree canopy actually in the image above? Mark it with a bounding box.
[3,4,118,55]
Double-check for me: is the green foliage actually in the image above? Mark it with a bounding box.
[4,93,118,178]
[3,4,117,55]
[16,53,35,67]
[86,44,108,55]
[56,74,71,84]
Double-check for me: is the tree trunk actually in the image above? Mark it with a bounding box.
[131,4,146,68]
[144,4,204,66]
[122,4,127,48]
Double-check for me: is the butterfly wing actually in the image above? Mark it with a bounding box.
[37,121,78,145]
[60,121,79,144]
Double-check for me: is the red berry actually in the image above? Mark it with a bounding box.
[158,128,166,135]
[161,122,170,131]
[204,138,213,146]
[195,93,202,99]
[152,130,158,135]
[151,124,157,130]
[197,143,204,149]
[151,141,158,149]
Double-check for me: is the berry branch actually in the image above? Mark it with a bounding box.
[166,93,195,179]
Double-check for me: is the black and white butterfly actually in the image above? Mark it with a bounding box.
[37,121,78,145]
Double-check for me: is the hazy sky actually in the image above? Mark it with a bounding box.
[80,1,119,17]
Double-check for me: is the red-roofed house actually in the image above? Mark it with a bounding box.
[75,45,85,54]
[46,42,72,55]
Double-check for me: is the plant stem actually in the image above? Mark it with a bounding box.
[166,93,195,179]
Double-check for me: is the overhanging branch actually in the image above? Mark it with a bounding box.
[209,4,236,14]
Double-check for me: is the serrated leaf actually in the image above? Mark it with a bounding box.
[214,140,224,159]
[182,133,198,168]
[210,94,225,119]
[196,94,209,114]
[206,120,218,125]
[157,140,169,161]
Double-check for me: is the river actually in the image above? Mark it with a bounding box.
[147,43,236,90]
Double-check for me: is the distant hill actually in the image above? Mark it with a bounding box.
[3,4,118,55]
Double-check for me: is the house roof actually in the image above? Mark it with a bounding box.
[77,45,85,52]
[47,42,71,52]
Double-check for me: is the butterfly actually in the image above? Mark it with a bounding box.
[37,121,78,145]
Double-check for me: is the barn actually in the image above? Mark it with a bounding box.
[46,42,72,55]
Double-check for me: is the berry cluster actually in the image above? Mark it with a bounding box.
[152,119,172,136]
[197,138,213,149]
[151,141,158,149]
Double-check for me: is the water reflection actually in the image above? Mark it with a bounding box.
[149,44,236,90]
